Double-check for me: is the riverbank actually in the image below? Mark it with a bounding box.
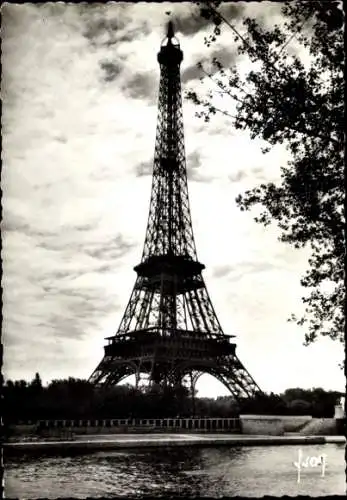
[4,433,346,453]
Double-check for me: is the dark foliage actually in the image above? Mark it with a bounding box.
[188,1,344,346]
[3,374,342,422]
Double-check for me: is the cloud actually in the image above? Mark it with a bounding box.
[227,165,270,184]
[181,44,239,85]
[135,152,214,183]
[187,150,202,178]
[2,2,344,394]
[187,150,216,182]
[82,4,134,48]
[121,72,156,101]
[219,2,246,21]
[173,2,245,37]
[2,217,131,379]
[228,170,247,183]
[135,160,153,177]
[181,64,203,84]
[211,254,293,282]
[173,10,211,36]
[99,60,123,82]
[210,46,239,68]
[212,264,233,278]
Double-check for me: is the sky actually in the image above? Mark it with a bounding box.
[2,2,344,397]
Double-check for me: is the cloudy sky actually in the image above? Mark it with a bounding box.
[2,2,344,397]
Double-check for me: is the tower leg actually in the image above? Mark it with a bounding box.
[135,367,140,389]
[189,371,196,417]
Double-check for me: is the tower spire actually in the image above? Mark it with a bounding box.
[89,25,262,400]
[167,20,174,40]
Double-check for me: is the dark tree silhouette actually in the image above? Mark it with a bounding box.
[188,1,344,346]
[3,374,342,423]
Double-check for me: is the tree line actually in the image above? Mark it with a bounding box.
[2,373,342,423]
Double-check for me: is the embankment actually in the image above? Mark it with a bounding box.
[239,415,345,436]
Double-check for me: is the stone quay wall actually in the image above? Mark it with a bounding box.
[239,415,344,436]
[240,415,288,436]
[8,418,241,437]
[7,416,345,438]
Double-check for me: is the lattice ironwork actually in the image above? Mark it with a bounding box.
[89,22,262,400]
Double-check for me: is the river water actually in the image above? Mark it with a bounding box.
[5,443,345,497]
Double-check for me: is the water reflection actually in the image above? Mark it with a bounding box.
[5,444,345,498]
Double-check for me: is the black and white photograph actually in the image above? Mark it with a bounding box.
[1,1,345,498]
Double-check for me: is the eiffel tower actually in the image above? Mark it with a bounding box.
[89,22,262,400]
